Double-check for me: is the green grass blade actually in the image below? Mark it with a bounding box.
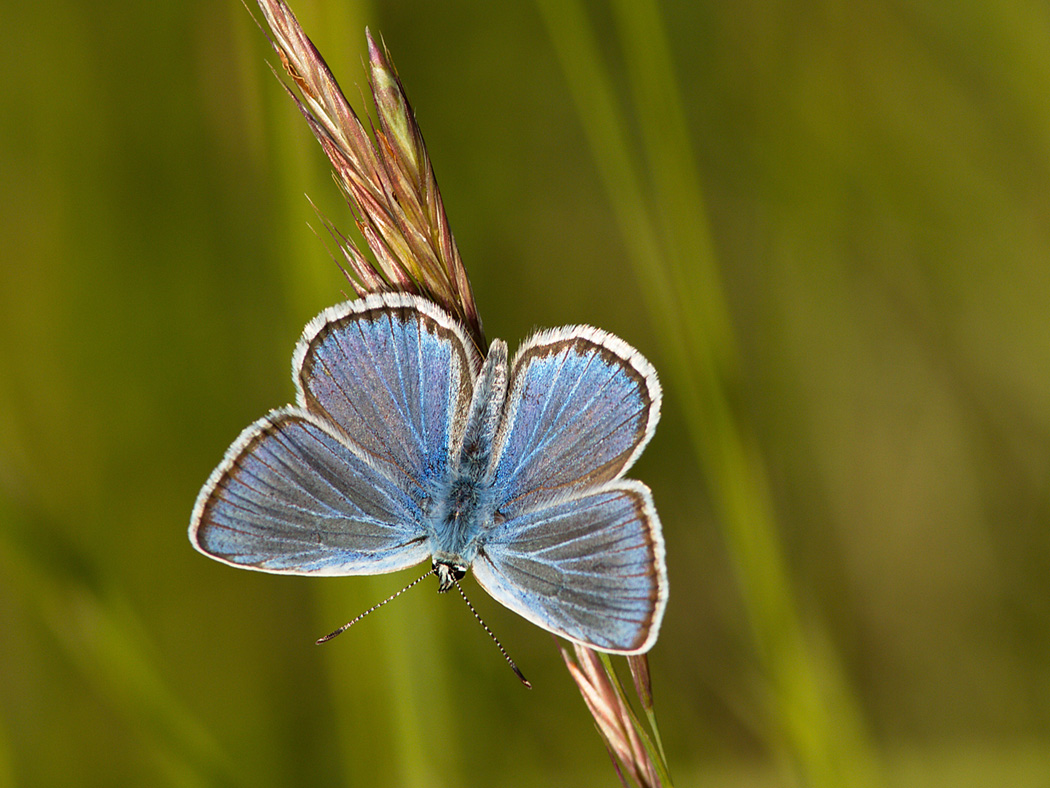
[535,0,881,784]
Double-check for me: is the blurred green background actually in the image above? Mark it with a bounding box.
[2,0,1049,785]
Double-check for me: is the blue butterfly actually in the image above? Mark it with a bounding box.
[190,293,667,654]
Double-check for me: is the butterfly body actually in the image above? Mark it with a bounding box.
[191,293,667,653]
[422,338,507,572]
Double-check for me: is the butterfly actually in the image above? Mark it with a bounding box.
[190,292,667,654]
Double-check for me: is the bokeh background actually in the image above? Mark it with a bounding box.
[2,0,1049,785]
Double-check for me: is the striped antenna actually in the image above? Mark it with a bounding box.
[315,567,436,644]
[451,575,531,688]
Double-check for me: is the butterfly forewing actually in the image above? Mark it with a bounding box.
[190,408,430,575]
[294,293,480,491]
[472,480,667,653]
[489,326,661,517]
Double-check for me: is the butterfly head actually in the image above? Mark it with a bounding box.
[434,561,466,593]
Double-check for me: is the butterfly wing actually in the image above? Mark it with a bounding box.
[293,292,480,481]
[475,326,666,651]
[190,408,430,574]
[472,480,667,653]
[488,325,661,517]
[190,294,479,575]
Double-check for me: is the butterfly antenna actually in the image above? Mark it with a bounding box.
[451,576,531,688]
[316,568,436,644]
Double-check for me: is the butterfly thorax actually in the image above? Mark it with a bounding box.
[426,471,495,570]
[426,339,509,572]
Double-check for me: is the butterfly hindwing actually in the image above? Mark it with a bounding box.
[472,480,667,653]
[190,408,430,575]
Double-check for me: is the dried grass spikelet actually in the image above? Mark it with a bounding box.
[253,0,484,348]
